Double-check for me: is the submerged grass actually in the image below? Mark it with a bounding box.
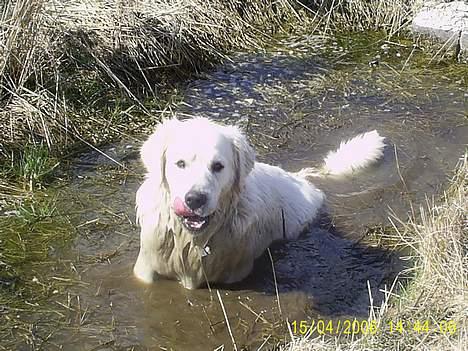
[0,192,77,350]
[0,193,73,282]
[285,153,467,350]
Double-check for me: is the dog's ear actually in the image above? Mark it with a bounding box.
[141,119,180,179]
[225,125,255,190]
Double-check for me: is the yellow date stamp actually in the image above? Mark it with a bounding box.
[290,319,457,336]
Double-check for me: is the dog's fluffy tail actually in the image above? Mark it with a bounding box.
[297,130,385,178]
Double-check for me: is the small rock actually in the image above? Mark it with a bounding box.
[412,1,468,59]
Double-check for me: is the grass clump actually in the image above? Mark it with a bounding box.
[0,143,58,211]
[16,143,59,191]
[307,0,418,35]
[284,153,467,350]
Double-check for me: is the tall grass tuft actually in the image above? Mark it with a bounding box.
[17,143,58,190]
[310,0,416,36]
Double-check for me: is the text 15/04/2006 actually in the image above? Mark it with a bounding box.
[290,319,457,336]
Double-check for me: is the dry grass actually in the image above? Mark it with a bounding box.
[284,153,467,350]
[0,0,428,162]
[307,0,418,35]
[0,0,302,157]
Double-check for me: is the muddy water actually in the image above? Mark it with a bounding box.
[51,36,466,350]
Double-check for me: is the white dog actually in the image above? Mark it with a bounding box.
[134,117,385,289]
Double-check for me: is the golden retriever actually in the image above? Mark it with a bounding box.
[134,117,385,289]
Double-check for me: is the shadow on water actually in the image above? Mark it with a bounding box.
[19,34,466,350]
[232,216,403,318]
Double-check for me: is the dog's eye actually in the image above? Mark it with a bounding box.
[176,160,186,169]
[211,161,224,173]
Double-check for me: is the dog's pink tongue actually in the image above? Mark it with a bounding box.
[173,197,194,216]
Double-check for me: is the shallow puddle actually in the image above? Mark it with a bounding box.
[11,34,467,350]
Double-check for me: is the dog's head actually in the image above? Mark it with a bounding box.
[141,117,255,233]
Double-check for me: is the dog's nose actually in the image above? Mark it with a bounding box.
[185,191,207,210]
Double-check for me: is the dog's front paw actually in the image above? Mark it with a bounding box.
[133,254,155,283]
[180,276,201,290]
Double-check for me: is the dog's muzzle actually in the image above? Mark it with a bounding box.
[173,197,210,232]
